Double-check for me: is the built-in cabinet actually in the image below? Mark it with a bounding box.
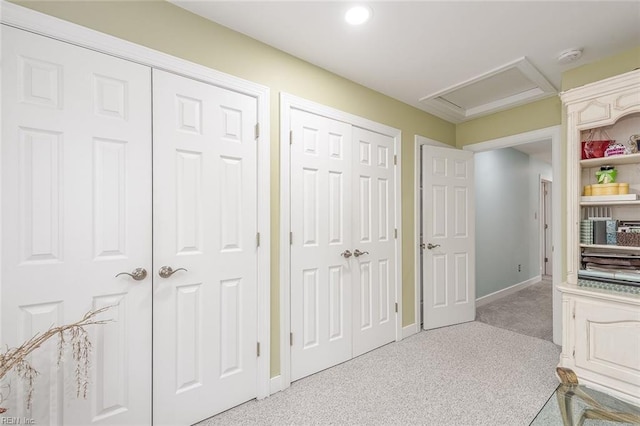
[559,69,640,405]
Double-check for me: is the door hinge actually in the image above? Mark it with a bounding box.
[256,232,261,247]
[289,130,293,145]
[290,232,293,245]
[572,348,575,357]
[394,228,398,239]
[395,302,398,313]
[545,224,548,229]
[544,257,548,263]
[290,332,293,346]
[572,307,575,319]
[257,342,261,357]
[394,155,397,166]
[255,123,260,140]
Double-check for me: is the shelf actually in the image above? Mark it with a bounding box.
[581,200,640,206]
[580,244,640,252]
[580,153,640,168]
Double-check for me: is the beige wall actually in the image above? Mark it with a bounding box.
[12,0,456,377]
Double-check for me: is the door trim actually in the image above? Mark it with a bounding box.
[540,179,552,277]
[1,2,272,400]
[279,93,402,391]
[462,125,562,345]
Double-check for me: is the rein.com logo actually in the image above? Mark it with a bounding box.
[0,418,35,425]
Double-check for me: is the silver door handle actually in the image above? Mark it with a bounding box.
[341,250,353,259]
[115,268,147,281]
[158,266,188,279]
[426,243,440,250]
[353,249,369,258]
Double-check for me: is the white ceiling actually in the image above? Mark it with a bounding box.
[171,1,640,123]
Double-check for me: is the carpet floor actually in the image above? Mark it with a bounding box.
[476,278,553,342]
[198,322,561,425]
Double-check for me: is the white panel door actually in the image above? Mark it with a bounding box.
[290,109,353,381]
[290,111,397,380]
[422,145,475,330]
[1,26,152,425]
[351,127,396,356]
[152,69,259,425]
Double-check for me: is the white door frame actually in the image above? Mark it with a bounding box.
[540,179,553,277]
[412,135,453,334]
[279,93,402,391]
[0,1,272,400]
[462,125,562,346]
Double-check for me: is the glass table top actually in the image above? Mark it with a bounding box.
[531,381,640,425]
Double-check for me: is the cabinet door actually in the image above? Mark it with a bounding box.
[574,298,640,388]
[1,26,152,425]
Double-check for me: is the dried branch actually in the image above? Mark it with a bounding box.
[0,307,111,411]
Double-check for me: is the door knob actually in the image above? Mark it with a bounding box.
[158,266,188,278]
[115,268,147,281]
[353,249,369,258]
[426,243,440,250]
[341,250,353,259]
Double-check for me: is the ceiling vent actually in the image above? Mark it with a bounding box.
[419,57,557,123]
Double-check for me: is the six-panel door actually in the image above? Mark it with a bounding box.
[290,109,354,381]
[1,26,153,425]
[151,69,259,425]
[290,110,397,381]
[422,145,475,330]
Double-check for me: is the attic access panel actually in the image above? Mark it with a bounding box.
[419,57,557,123]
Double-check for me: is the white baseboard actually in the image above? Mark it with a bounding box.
[402,323,420,339]
[476,275,542,307]
[270,375,283,395]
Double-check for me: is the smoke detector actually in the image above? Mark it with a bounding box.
[557,48,583,64]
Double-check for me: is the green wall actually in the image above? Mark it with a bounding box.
[11,0,455,377]
[456,97,561,147]
[562,46,640,91]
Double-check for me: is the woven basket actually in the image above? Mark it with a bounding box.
[617,232,640,247]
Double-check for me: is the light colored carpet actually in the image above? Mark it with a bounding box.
[197,322,561,425]
[476,278,553,342]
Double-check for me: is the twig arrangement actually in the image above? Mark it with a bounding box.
[0,307,110,413]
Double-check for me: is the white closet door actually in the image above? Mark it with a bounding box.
[1,26,152,425]
[152,69,259,425]
[351,127,396,356]
[290,109,353,381]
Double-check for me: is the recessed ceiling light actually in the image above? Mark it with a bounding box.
[345,5,372,25]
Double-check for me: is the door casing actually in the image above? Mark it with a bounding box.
[460,125,562,346]
[0,0,271,404]
[279,93,402,392]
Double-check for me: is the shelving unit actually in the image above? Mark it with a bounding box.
[559,69,640,406]
[580,152,640,168]
[579,243,640,252]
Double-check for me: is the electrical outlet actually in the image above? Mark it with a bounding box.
[518,264,521,272]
